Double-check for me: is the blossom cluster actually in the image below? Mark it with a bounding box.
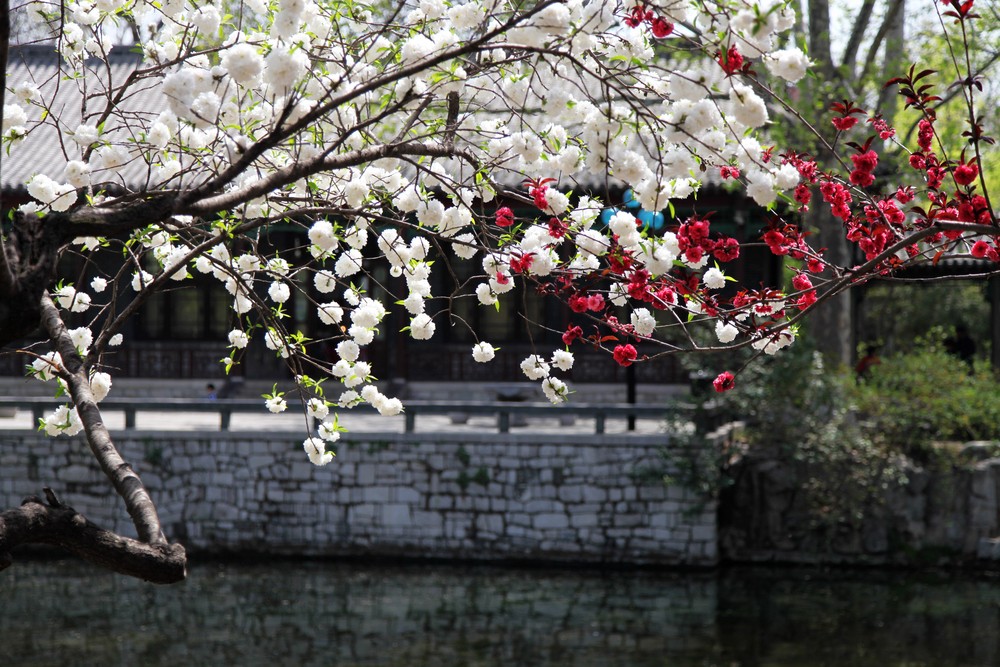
[9,0,995,462]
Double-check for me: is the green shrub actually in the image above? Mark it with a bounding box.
[708,341,906,530]
[852,346,1000,450]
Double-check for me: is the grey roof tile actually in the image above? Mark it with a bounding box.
[3,44,166,193]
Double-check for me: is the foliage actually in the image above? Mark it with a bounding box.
[853,344,1000,450]
[710,341,908,531]
[857,281,991,357]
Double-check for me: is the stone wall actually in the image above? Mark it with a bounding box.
[720,449,1000,564]
[0,430,716,566]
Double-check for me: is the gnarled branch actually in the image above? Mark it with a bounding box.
[0,491,185,584]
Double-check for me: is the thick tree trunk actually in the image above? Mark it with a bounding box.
[807,204,855,367]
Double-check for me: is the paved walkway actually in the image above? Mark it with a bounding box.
[0,404,669,437]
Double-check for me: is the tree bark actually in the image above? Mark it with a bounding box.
[39,294,175,546]
[0,295,190,583]
[806,201,855,367]
[0,490,186,584]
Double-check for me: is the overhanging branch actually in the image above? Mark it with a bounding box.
[0,491,185,584]
[39,294,173,547]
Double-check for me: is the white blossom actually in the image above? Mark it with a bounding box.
[69,327,93,355]
[268,281,291,303]
[90,372,112,402]
[409,314,436,340]
[303,437,334,465]
[766,47,811,83]
[472,342,495,363]
[703,268,727,290]
[306,398,329,420]
[630,308,657,338]
[520,354,550,381]
[541,376,568,404]
[228,329,249,348]
[32,352,63,382]
[716,321,739,344]
[551,349,574,371]
[54,286,91,312]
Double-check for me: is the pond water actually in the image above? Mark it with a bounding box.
[2,559,998,666]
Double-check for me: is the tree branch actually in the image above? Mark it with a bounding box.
[51,195,175,239]
[0,492,185,584]
[39,294,178,552]
[179,141,478,217]
[858,0,906,84]
[841,0,878,75]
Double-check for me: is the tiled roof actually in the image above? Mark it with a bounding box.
[891,254,996,279]
[3,44,164,193]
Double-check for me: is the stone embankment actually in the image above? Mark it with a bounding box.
[721,446,1000,564]
[0,430,717,566]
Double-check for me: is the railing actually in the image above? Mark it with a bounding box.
[0,397,687,435]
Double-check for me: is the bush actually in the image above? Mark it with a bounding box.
[707,341,906,531]
[852,346,1000,450]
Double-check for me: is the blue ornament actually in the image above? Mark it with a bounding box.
[623,189,641,209]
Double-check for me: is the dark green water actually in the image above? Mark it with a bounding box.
[2,559,998,666]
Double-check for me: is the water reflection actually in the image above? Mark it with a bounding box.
[1,560,998,666]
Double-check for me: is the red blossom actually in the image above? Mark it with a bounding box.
[917,119,935,152]
[830,99,867,132]
[850,150,878,174]
[509,253,534,274]
[613,344,638,367]
[831,116,858,131]
[926,165,946,190]
[954,161,979,186]
[713,371,735,393]
[547,217,567,238]
[684,246,704,264]
[867,114,896,140]
[531,185,549,210]
[623,5,647,27]
[717,46,744,75]
[849,169,875,187]
[796,291,817,310]
[895,187,915,204]
[650,17,673,38]
[495,207,515,228]
[793,183,812,207]
[791,273,813,291]
[719,165,740,180]
[562,325,583,346]
[652,285,677,309]
[568,295,590,313]
[686,218,711,242]
[971,240,991,258]
[713,237,740,262]
[763,229,788,255]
